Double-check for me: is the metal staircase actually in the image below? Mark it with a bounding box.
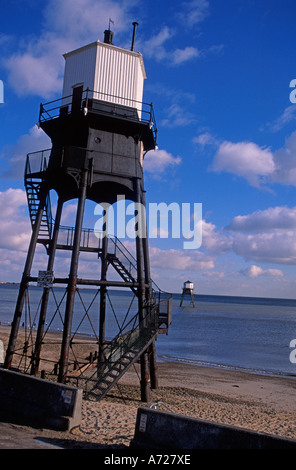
[107,253,138,295]
[84,304,160,400]
[24,151,53,243]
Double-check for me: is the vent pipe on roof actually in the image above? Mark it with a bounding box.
[131,22,138,51]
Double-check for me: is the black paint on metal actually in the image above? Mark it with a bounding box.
[4,39,170,403]
[131,22,138,51]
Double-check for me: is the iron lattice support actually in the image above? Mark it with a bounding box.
[58,166,89,383]
[4,84,172,402]
[31,197,63,376]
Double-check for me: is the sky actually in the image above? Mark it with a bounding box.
[0,0,296,298]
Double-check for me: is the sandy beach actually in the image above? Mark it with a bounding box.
[1,362,296,449]
[1,325,296,449]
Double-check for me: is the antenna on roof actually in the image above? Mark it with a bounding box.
[131,22,138,51]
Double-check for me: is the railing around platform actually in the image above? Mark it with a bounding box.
[38,88,157,144]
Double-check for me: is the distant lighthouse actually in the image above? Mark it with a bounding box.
[180,280,195,307]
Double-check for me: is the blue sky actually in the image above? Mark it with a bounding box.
[1,0,296,298]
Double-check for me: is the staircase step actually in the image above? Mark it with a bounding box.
[25,169,52,240]
[86,326,160,401]
[107,254,138,294]
[100,377,114,385]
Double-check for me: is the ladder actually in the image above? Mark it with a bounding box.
[85,306,159,400]
[107,253,138,294]
[24,152,53,242]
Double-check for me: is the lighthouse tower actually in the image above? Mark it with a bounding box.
[4,24,171,402]
[180,281,195,307]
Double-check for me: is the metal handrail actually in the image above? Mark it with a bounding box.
[24,149,51,177]
[38,88,157,143]
[85,301,159,385]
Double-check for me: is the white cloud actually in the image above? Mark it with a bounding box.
[209,131,296,189]
[272,131,296,186]
[232,230,296,265]
[149,245,214,271]
[44,0,129,41]
[212,141,275,187]
[172,47,200,65]
[140,27,174,62]
[177,0,210,28]
[4,0,209,99]
[227,206,296,232]
[268,105,296,132]
[0,189,31,251]
[202,206,296,266]
[4,31,75,99]
[193,131,218,147]
[0,248,27,282]
[140,27,201,66]
[161,104,196,127]
[240,265,283,278]
[201,220,232,255]
[227,206,296,265]
[1,126,51,179]
[5,47,64,99]
[60,203,79,226]
[4,0,134,99]
[0,188,27,218]
[143,149,182,174]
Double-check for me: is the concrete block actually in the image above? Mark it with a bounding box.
[0,368,82,431]
[131,407,296,450]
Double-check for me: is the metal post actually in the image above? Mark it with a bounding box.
[31,197,63,375]
[141,190,152,301]
[141,190,158,390]
[149,341,158,389]
[4,187,48,369]
[135,179,146,322]
[131,22,138,51]
[98,218,108,375]
[58,168,88,383]
[135,178,150,402]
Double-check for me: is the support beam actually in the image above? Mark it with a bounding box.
[98,227,108,375]
[58,169,88,383]
[28,276,145,289]
[141,190,152,301]
[4,186,48,370]
[148,341,158,390]
[141,189,158,390]
[140,348,151,403]
[31,197,64,375]
[135,177,150,402]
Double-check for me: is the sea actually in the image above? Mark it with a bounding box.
[1,283,296,377]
